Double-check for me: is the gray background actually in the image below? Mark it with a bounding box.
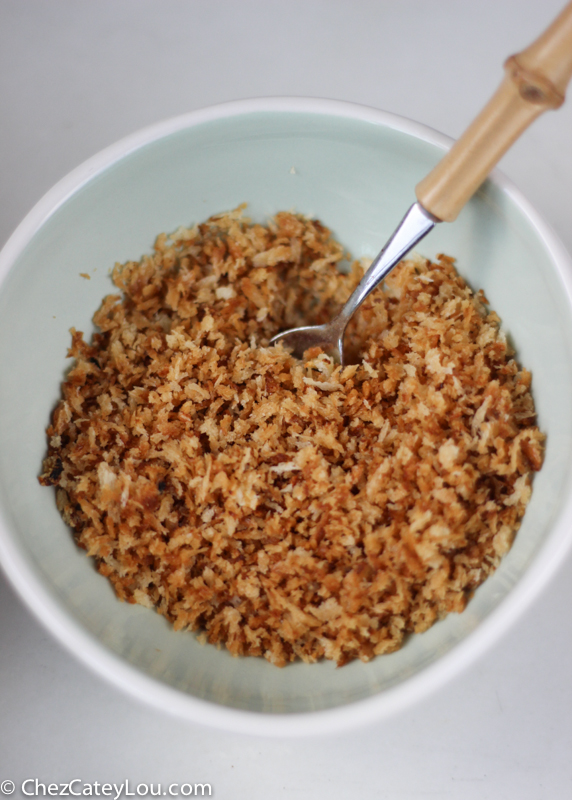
[1,1,571,797]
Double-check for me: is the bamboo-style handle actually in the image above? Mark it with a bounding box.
[416,1,572,222]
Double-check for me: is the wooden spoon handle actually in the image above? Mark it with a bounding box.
[416,1,572,222]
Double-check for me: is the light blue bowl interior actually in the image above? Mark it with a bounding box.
[1,110,571,715]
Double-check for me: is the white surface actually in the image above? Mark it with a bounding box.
[0,0,571,795]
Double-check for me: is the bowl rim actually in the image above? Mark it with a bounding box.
[1,95,572,737]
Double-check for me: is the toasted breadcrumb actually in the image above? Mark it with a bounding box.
[40,207,544,666]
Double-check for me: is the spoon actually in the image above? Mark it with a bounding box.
[271,1,572,364]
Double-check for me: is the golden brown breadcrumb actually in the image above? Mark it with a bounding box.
[40,207,544,667]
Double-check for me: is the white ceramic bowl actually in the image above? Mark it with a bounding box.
[1,98,572,736]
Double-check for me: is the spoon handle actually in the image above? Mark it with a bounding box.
[416,1,572,222]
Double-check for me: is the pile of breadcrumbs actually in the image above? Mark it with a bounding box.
[40,207,544,666]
